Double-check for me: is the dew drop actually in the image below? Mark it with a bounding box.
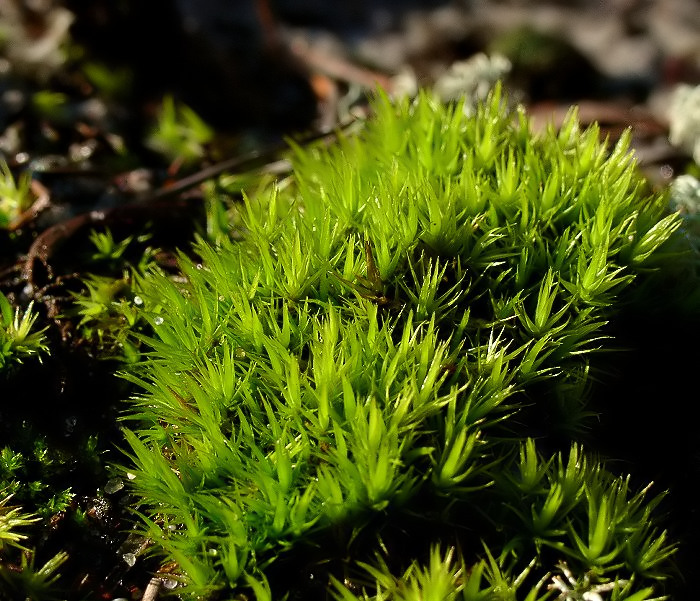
[133,295,144,306]
[104,478,124,495]
[660,164,674,180]
[122,553,136,567]
[154,316,164,326]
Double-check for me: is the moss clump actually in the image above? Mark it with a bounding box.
[121,86,684,599]
[1,292,48,371]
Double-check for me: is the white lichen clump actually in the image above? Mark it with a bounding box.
[0,3,74,82]
[390,53,511,113]
[668,84,700,165]
[433,53,511,109]
[670,173,700,249]
[670,174,700,216]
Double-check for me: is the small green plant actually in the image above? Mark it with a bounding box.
[31,90,70,122]
[0,161,34,229]
[0,548,69,601]
[86,227,156,269]
[118,86,683,599]
[0,292,48,371]
[66,228,158,360]
[0,438,79,520]
[69,273,143,361]
[0,491,68,601]
[81,61,134,100]
[0,491,39,552]
[88,227,135,264]
[146,95,214,165]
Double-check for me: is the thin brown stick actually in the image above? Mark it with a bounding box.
[289,38,393,91]
[21,124,356,293]
[141,125,347,203]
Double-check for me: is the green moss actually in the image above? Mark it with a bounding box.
[119,86,685,599]
[1,292,48,373]
[0,161,34,230]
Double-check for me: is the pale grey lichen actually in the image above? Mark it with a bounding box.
[668,84,700,165]
[670,173,700,251]
[433,53,512,111]
[391,53,511,113]
[0,3,74,82]
[670,173,700,216]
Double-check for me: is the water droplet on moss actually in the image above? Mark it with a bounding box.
[104,478,124,494]
[162,578,178,590]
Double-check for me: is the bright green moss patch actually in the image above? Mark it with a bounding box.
[121,87,682,599]
[1,292,48,371]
